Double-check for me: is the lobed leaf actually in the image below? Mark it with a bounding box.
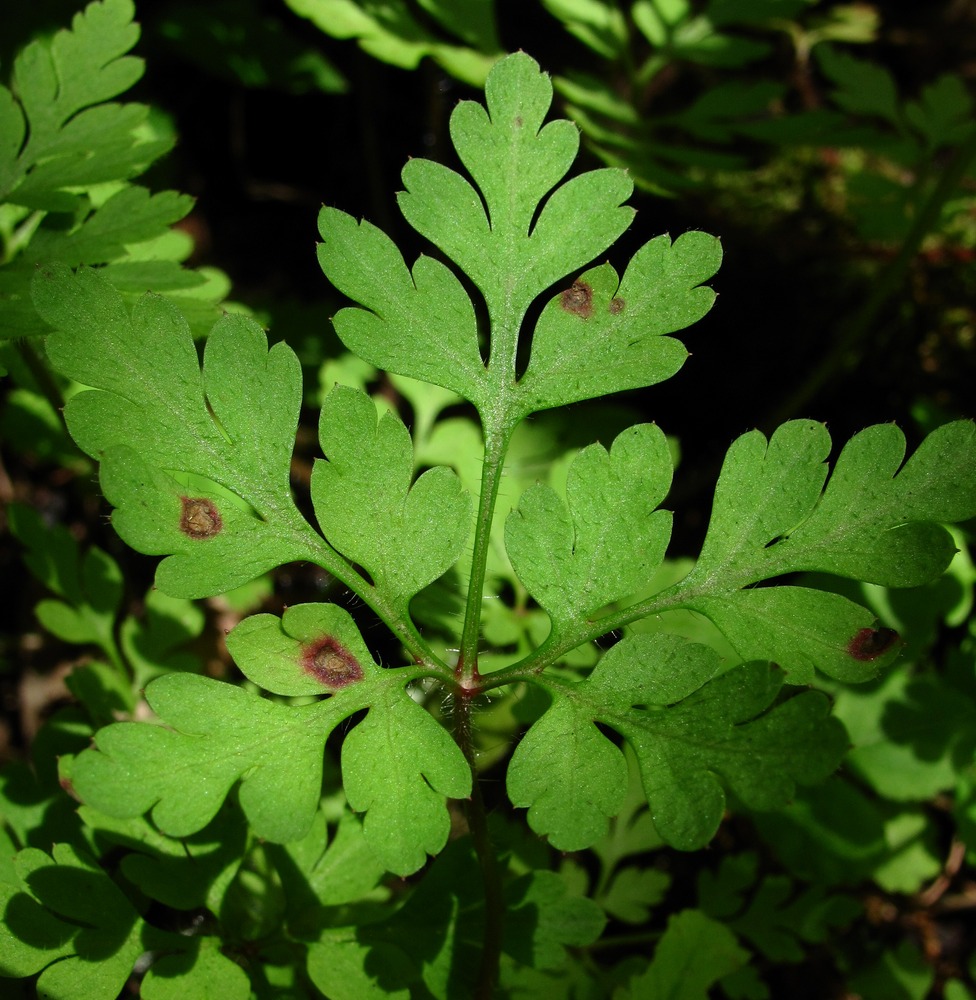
[342,684,472,876]
[32,264,324,598]
[516,230,721,412]
[67,674,340,843]
[72,605,470,875]
[400,52,634,333]
[510,635,847,851]
[1,0,166,210]
[505,423,673,630]
[670,419,976,681]
[618,909,749,1000]
[2,844,148,999]
[317,207,489,407]
[311,385,471,605]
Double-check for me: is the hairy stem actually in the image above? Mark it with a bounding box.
[454,693,504,998]
[458,410,518,687]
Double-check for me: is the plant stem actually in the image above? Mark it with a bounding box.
[767,127,976,427]
[457,410,517,688]
[453,693,504,998]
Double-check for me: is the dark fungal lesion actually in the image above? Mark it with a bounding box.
[179,497,222,539]
[560,280,593,318]
[301,635,364,689]
[609,297,625,315]
[848,626,900,661]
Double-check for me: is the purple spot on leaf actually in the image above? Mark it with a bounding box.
[179,497,222,539]
[301,635,364,689]
[848,627,900,661]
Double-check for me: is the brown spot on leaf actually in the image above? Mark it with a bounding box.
[301,636,364,689]
[180,497,222,539]
[560,280,593,318]
[848,627,900,661]
[515,115,524,127]
[609,297,625,315]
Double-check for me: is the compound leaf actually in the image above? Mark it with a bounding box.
[312,385,471,607]
[505,423,673,630]
[399,52,633,328]
[509,635,847,851]
[1,0,162,210]
[71,605,469,875]
[668,420,976,681]
[32,264,327,598]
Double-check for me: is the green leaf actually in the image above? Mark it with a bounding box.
[33,264,325,599]
[311,385,471,606]
[518,232,718,408]
[401,52,633,335]
[619,909,748,1000]
[318,52,664,417]
[342,683,472,875]
[66,674,346,843]
[510,635,847,851]
[316,206,488,407]
[70,614,470,875]
[1,0,156,209]
[284,0,499,86]
[671,420,976,681]
[833,663,976,801]
[79,804,247,913]
[141,939,251,1000]
[816,44,902,127]
[505,423,673,629]
[8,503,124,668]
[3,844,149,999]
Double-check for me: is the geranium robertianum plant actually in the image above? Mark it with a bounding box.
[3,40,976,1000]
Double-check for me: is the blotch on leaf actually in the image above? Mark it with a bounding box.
[301,635,364,689]
[609,297,625,315]
[848,627,900,661]
[179,497,222,539]
[560,280,593,319]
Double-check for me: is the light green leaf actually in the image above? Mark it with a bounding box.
[456,182,709,405]
[142,939,251,1000]
[311,385,471,606]
[671,420,976,680]
[67,673,349,843]
[342,684,472,875]
[401,52,634,332]
[316,207,488,406]
[228,602,379,696]
[506,423,673,628]
[510,635,847,851]
[32,264,327,598]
